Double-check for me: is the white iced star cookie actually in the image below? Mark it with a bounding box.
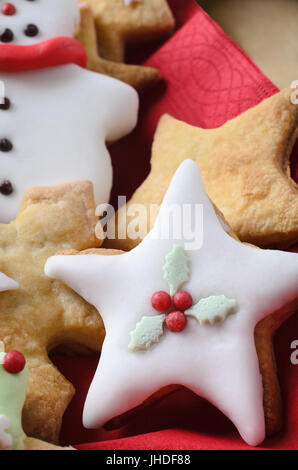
[45,160,298,446]
[0,0,79,45]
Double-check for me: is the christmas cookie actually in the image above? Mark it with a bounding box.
[0,181,105,444]
[45,160,298,446]
[0,0,139,223]
[77,4,159,90]
[107,88,298,250]
[0,342,74,451]
[78,0,175,63]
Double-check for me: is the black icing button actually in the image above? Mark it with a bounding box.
[0,180,13,196]
[0,29,14,43]
[0,139,13,152]
[0,98,11,111]
[24,24,39,37]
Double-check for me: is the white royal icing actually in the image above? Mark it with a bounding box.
[0,272,18,291]
[0,65,138,223]
[0,0,80,45]
[0,414,12,450]
[45,160,298,446]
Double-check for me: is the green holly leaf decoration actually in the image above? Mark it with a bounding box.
[128,315,166,352]
[185,295,237,325]
[163,245,190,296]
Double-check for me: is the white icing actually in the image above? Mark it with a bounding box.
[0,65,139,222]
[0,0,80,45]
[45,160,298,446]
[0,414,12,450]
[0,272,18,291]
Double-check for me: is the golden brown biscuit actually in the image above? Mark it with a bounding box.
[0,182,105,444]
[23,438,74,450]
[79,0,175,63]
[106,88,298,250]
[77,5,158,90]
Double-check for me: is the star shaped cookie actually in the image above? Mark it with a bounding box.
[108,88,298,250]
[0,181,105,444]
[78,4,159,90]
[46,160,298,446]
[79,0,175,62]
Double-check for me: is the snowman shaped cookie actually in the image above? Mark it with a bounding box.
[0,0,139,222]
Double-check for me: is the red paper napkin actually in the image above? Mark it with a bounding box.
[53,0,298,450]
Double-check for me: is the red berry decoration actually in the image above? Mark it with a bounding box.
[166,311,187,332]
[173,291,193,311]
[3,350,26,374]
[1,3,16,16]
[151,290,172,312]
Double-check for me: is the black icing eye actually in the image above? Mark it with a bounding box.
[24,24,39,37]
[0,28,14,43]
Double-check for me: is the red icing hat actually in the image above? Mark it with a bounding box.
[0,36,87,72]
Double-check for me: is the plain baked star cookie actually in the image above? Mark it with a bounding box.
[108,88,298,250]
[78,5,158,90]
[79,0,175,62]
[46,160,298,447]
[0,182,105,444]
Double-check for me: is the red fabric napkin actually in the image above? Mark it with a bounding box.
[53,0,298,450]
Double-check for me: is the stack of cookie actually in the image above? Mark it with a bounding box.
[0,0,297,451]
